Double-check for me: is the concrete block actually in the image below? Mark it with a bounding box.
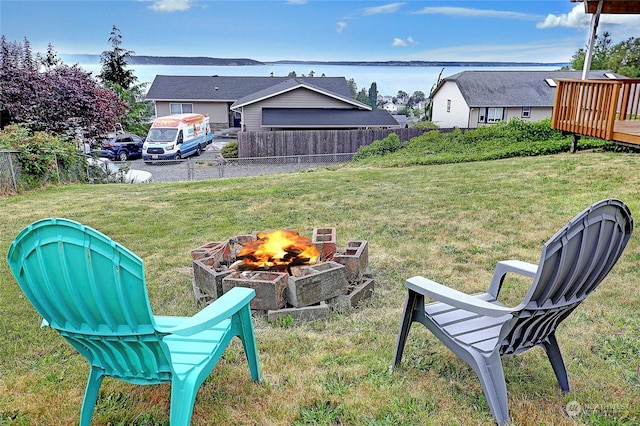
[191,241,224,260]
[312,227,337,261]
[286,261,347,307]
[222,271,288,311]
[333,240,369,283]
[267,302,331,322]
[331,278,375,309]
[192,258,234,304]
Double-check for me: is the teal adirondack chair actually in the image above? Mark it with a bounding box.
[6,218,261,425]
[393,198,633,425]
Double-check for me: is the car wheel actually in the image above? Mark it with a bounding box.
[118,150,129,161]
[195,146,202,156]
[175,152,181,160]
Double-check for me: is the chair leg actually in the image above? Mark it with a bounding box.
[470,352,510,426]
[170,375,199,426]
[237,305,261,382]
[80,366,104,426]
[541,333,570,392]
[393,290,421,367]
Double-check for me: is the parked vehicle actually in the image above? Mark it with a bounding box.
[93,132,145,162]
[142,113,212,163]
[86,157,152,184]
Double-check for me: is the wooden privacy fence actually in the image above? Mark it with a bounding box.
[238,128,433,158]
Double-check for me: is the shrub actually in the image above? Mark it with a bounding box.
[221,141,238,158]
[353,133,404,160]
[0,124,86,189]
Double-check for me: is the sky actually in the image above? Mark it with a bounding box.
[1,0,640,64]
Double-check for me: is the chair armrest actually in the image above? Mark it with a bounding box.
[405,276,514,318]
[487,260,538,297]
[156,287,255,336]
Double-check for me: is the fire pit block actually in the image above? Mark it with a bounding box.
[222,271,288,311]
[333,241,369,283]
[193,257,234,305]
[312,227,337,260]
[332,278,375,310]
[191,241,226,260]
[267,302,331,323]
[286,261,347,307]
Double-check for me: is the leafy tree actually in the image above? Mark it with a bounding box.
[108,82,153,135]
[396,90,408,103]
[0,37,126,136]
[568,32,640,77]
[98,25,137,89]
[368,82,378,109]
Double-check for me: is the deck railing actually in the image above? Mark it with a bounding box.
[552,78,640,141]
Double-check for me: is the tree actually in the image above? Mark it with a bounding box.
[568,32,640,77]
[355,88,369,105]
[98,25,137,89]
[0,37,126,136]
[347,78,358,99]
[368,82,378,109]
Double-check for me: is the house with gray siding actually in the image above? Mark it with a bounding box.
[146,75,397,131]
[230,78,398,131]
[430,70,626,129]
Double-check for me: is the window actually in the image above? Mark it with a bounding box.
[545,78,557,87]
[170,103,193,114]
[487,107,504,123]
[479,108,485,123]
[446,99,451,113]
[521,107,531,118]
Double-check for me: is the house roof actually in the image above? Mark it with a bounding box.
[145,75,352,102]
[261,108,399,128]
[435,70,627,108]
[230,78,370,110]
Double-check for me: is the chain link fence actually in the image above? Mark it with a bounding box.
[0,150,20,194]
[135,152,355,182]
[1,150,356,191]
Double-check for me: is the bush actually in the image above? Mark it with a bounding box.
[221,141,238,158]
[353,133,404,160]
[0,124,86,189]
[350,118,612,167]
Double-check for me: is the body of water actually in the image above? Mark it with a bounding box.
[77,62,563,97]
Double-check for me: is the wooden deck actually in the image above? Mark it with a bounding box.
[552,78,640,147]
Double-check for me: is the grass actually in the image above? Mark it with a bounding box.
[1,149,640,425]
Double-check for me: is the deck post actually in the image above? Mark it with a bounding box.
[570,134,579,153]
[582,1,603,80]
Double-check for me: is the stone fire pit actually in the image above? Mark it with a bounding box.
[191,227,374,322]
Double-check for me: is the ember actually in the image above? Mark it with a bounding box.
[237,230,320,270]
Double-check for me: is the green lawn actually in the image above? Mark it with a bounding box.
[1,150,639,425]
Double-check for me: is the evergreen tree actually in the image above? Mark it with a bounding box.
[567,32,640,77]
[98,25,137,89]
[347,78,358,99]
[368,82,378,109]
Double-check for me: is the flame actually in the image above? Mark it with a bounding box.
[237,230,320,269]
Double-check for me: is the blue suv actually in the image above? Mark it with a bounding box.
[94,133,145,162]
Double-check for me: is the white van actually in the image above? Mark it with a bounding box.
[142,113,212,163]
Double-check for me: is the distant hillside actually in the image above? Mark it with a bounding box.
[269,60,569,67]
[58,54,568,68]
[60,54,264,66]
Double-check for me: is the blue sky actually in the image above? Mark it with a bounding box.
[1,0,640,63]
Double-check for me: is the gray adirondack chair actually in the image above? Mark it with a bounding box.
[392,198,633,425]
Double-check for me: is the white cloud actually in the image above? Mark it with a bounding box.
[336,21,347,33]
[362,2,405,16]
[407,39,582,64]
[286,0,308,4]
[392,36,417,47]
[412,6,538,20]
[537,4,640,29]
[537,4,590,29]
[148,0,193,12]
